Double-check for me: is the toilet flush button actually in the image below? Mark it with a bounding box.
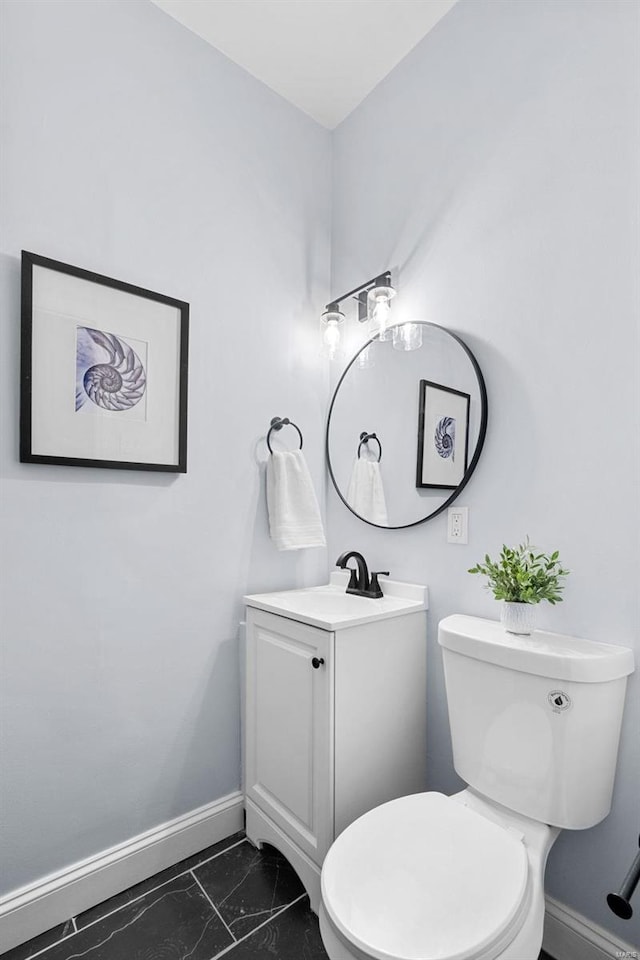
[548,690,572,713]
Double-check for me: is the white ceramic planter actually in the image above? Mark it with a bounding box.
[501,601,537,635]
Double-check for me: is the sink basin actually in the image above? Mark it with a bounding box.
[245,572,428,630]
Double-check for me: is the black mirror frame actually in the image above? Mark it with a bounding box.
[325,323,488,530]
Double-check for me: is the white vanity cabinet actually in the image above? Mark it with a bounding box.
[244,575,428,911]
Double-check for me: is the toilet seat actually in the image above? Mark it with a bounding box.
[321,792,531,960]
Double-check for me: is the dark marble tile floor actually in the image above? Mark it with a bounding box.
[1,833,325,960]
[1,833,557,960]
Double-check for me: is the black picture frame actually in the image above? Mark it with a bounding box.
[416,379,470,489]
[20,251,189,472]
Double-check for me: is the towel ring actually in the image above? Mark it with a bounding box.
[267,417,304,454]
[357,431,382,462]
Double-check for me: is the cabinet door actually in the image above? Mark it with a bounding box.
[245,609,333,865]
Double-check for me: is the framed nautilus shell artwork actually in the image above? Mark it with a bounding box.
[416,379,470,489]
[20,251,189,472]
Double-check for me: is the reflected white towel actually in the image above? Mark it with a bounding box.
[266,450,326,550]
[347,458,388,526]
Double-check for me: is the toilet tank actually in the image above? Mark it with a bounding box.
[438,615,634,829]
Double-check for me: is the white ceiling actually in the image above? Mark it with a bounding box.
[151,0,458,129]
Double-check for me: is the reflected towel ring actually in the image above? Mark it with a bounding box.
[267,417,304,454]
[357,431,382,462]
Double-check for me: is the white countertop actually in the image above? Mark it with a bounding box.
[245,572,428,631]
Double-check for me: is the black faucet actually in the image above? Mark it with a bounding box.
[335,551,389,599]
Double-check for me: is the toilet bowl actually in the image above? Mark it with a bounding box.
[319,789,557,960]
[318,615,634,960]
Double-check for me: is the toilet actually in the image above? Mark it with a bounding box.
[319,614,634,960]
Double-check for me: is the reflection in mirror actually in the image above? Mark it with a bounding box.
[347,431,388,525]
[326,322,487,529]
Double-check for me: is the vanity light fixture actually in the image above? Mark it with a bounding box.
[393,321,423,352]
[321,271,396,359]
[367,278,396,340]
[355,344,375,368]
[320,304,345,359]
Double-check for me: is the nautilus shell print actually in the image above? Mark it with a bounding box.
[434,416,456,461]
[76,327,147,414]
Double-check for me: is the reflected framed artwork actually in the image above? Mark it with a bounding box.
[416,379,470,489]
[20,251,189,472]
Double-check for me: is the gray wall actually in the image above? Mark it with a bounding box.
[329,0,639,944]
[0,0,330,895]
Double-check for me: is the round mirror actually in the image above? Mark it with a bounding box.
[326,322,488,529]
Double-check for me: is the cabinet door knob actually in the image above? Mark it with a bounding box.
[312,657,325,669]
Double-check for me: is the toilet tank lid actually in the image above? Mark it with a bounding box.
[438,615,635,683]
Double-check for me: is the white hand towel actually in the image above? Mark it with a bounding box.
[266,449,326,550]
[347,458,389,526]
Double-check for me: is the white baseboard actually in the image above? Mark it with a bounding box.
[0,791,244,954]
[544,895,639,960]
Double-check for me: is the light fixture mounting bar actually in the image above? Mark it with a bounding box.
[324,271,392,314]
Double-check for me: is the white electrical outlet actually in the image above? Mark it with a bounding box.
[447,506,468,544]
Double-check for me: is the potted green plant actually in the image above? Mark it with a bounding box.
[468,537,569,635]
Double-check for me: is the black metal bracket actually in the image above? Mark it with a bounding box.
[325,271,392,324]
[357,431,382,462]
[607,834,640,919]
[266,417,303,454]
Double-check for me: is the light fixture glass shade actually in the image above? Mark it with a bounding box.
[321,306,345,359]
[367,283,396,340]
[367,282,396,305]
[355,344,375,369]
[392,322,423,352]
